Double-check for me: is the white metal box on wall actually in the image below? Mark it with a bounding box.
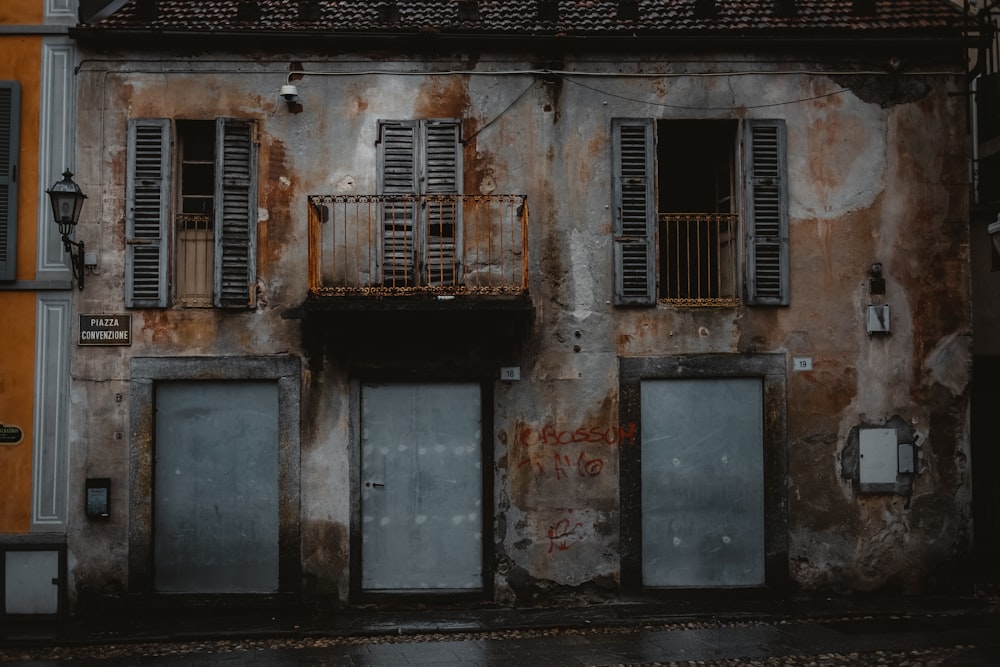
[2,545,65,616]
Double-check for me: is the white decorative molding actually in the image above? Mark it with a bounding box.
[36,41,77,277]
[45,0,76,21]
[32,294,71,531]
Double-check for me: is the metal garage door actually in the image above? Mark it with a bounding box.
[154,381,279,593]
[640,378,765,587]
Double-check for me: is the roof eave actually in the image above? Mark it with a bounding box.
[68,26,972,52]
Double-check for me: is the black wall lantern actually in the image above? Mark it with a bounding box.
[989,215,1000,271]
[46,170,87,290]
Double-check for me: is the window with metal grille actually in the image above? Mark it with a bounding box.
[612,117,788,307]
[176,121,215,306]
[125,117,258,308]
[658,120,737,306]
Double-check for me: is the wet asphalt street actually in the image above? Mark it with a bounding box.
[2,599,999,666]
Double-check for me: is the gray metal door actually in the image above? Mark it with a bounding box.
[361,382,483,591]
[154,381,279,593]
[641,378,765,587]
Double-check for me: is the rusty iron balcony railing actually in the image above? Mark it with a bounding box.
[660,212,739,307]
[308,194,528,297]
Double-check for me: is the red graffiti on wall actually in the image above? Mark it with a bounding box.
[517,421,637,447]
[517,451,605,480]
[547,517,584,553]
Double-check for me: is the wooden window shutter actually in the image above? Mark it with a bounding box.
[424,121,460,194]
[125,119,170,308]
[378,121,418,194]
[377,121,419,285]
[214,118,258,308]
[744,119,789,305]
[612,118,656,305]
[423,120,461,286]
[0,82,20,282]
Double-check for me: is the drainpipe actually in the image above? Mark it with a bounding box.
[973,74,981,206]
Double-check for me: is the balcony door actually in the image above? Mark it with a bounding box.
[377,120,462,288]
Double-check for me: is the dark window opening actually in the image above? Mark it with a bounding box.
[611,117,788,307]
[656,120,737,304]
[176,120,216,306]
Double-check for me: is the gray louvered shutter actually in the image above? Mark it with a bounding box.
[423,120,461,286]
[744,119,789,305]
[214,118,258,308]
[612,118,656,305]
[0,82,20,282]
[125,119,170,308]
[378,121,418,286]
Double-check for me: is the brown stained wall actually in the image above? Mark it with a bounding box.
[758,83,970,593]
[68,51,972,607]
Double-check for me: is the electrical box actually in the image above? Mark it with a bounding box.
[898,443,915,474]
[866,304,891,335]
[859,428,898,485]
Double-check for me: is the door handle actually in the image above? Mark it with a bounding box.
[365,481,385,488]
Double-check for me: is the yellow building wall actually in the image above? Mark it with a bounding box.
[0,292,37,531]
[0,3,44,24]
[0,21,43,532]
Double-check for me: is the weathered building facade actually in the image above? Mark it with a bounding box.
[50,0,978,611]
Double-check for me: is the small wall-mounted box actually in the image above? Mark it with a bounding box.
[858,428,917,493]
[848,418,918,496]
[859,428,898,485]
[85,478,111,518]
[866,304,890,335]
[897,443,916,474]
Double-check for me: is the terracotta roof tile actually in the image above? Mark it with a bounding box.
[83,0,971,35]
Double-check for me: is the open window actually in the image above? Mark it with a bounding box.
[612,118,789,307]
[175,121,215,306]
[125,117,258,308]
[658,120,738,305]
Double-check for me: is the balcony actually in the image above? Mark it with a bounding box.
[305,194,531,324]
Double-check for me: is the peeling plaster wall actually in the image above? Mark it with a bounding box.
[68,49,972,607]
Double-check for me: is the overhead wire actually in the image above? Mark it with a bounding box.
[554,73,855,110]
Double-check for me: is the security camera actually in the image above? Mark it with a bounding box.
[280,84,299,103]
